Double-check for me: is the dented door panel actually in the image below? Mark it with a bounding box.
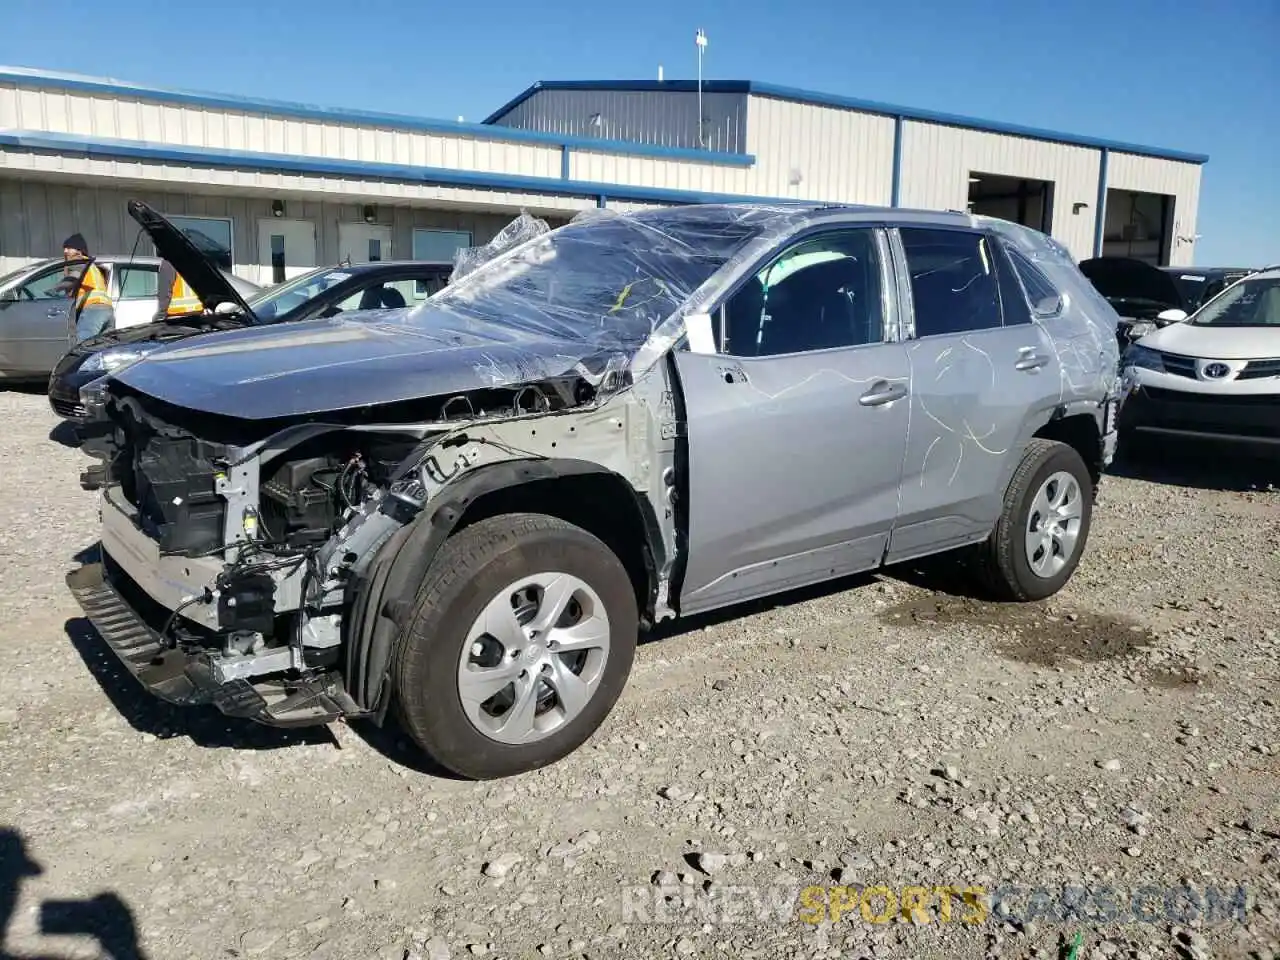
[673,343,911,616]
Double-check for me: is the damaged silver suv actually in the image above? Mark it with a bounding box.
[68,203,1121,779]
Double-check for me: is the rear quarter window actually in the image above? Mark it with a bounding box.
[1003,244,1064,318]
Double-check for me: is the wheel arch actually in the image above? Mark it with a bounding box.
[346,457,663,720]
[1032,406,1104,489]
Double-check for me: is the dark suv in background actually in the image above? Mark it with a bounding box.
[1079,256,1257,348]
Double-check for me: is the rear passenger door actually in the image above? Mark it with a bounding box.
[114,262,161,328]
[886,226,1061,563]
[673,226,912,615]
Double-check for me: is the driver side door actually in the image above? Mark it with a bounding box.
[0,261,88,376]
[671,226,912,616]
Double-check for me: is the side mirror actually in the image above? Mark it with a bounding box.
[213,301,242,316]
[1156,308,1188,324]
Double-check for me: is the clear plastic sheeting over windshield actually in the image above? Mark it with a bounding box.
[450,211,551,283]
[108,205,818,421]
[1190,275,1280,327]
[369,204,815,389]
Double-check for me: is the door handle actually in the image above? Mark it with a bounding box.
[46,308,65,318]
[859,380,908,406]
[1015,347,1049,371]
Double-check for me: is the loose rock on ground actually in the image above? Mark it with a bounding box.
[1,389,1277,959]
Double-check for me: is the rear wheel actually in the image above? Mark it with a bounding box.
[393,512,638,780]
[976,439,1093,602]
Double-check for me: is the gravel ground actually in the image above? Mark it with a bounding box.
[1,387,1278,960]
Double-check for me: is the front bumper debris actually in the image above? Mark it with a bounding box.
[66,560,356,727]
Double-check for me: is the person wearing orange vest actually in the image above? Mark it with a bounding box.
[154,259,204,320]
[60,233,115,342]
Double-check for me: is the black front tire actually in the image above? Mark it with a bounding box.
[976,439,1094,602]
[392,512,638,780]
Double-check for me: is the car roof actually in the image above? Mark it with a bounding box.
[16,254,165,269]
[619,201,972,225]
[1158,265,1256,276]
[329,260,453,272]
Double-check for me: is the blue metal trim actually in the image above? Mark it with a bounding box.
[482,80,550,125]
[0,66,756,168]
[598,195,607,208]
[891,116,903,207]
[492,79,1210,165]
[561,146,570,180]
[0,130,807,208]
[1094,149,1110,258]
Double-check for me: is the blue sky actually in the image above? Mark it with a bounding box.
[6,0,1277,264]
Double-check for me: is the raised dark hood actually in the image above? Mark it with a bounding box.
[109,307,612,421]
[126,199,257,319]
[1078,257,1187,312]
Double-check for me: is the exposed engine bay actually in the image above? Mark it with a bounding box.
[78,362,676,726]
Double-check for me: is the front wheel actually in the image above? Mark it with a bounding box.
[975,439,1094,602]
[392,512,638,780]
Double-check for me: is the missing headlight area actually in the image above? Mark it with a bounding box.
[79,353,663,739]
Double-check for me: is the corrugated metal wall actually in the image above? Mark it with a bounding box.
[745,96,896,204]
[567,150,753,196]
[0,178,567,278]
[0,77,1206,269]
[492,89,748,154]
[0,82,563,179]
[1104,152,1201,267]
[898,120,1102,259]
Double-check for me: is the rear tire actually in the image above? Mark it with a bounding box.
[392,512,638,780]
[975,439,1094,602]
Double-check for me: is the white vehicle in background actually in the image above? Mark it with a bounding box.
[1117,265,1280,454]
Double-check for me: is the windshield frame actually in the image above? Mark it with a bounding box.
[1188,275,1280,329]
[246,264,359,321]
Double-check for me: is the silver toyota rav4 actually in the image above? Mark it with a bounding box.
[68,203,1121,779]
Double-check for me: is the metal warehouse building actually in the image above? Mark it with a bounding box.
[0,66,1208,285]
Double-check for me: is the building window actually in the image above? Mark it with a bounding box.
[165,215,234,272]
[270,234,286,285]
[412,229,471,297]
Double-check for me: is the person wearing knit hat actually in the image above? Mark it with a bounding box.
[59,232,115,341]
[62,232,90,258]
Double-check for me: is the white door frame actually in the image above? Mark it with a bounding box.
[257,218,318,285]
[337,222,393,265]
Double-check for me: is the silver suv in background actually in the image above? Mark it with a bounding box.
[68,204,1121,780]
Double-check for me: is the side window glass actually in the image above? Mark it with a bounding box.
[1003,243,1063,318]
[118,264,160,300]
[333,282,391,313]
[330,281,413,316]
[21,264,81,300]
[720,229,884,357]
[900,228,1002,337]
